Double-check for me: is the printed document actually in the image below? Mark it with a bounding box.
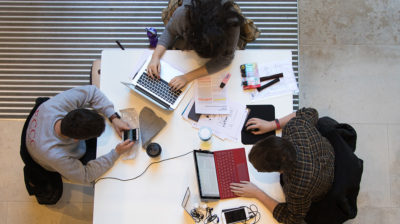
[194,73,229,114]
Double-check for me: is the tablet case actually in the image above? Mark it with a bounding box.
[188,102,201,122]
[241,105,275,145]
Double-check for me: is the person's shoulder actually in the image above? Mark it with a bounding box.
[183,0,191,6]
[174,3,188,15]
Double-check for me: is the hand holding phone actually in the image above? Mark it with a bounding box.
[123,129,139,141]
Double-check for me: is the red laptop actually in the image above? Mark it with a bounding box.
[193,148,250,199]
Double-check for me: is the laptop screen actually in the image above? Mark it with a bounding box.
[194,151,220,198]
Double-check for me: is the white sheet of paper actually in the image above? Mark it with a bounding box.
[128,50,152,80]
[159,59,184,82]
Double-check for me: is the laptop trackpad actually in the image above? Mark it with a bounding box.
[237,163,248,181]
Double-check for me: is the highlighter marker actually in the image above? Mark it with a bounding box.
[220,73,231,88]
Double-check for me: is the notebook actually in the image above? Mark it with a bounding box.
[122,56,192,110]
[241,105,276,145]
[193,148,250,200]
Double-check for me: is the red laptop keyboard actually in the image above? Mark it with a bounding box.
[214,148,250,199]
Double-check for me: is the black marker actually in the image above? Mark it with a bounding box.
[260,73,283,82]
[257,78,280,92]
[115,40,125,50]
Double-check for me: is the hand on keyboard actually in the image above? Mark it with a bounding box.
[169,75,188,91]
[138,73,182,104]
[147,57,161,79]
[230,181,262,198]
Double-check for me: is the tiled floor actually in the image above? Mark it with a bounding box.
[299,0,400,223]
[0,0,399,223]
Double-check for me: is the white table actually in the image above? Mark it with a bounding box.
[94,49,293,224]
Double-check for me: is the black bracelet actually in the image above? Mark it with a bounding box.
[109,112,121,122]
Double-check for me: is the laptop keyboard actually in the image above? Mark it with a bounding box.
[214,150,236,199]
[137,72,182,104]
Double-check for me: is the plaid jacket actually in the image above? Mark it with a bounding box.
[273,108,335,224]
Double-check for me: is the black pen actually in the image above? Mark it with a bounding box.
[260,73,283,82]
[115,40,125,50]
[257,78,280,92]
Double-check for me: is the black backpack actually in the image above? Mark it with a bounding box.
[20,97,63,205]
[305,117,363,224]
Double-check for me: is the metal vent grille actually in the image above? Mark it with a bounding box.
[0,0,298,119]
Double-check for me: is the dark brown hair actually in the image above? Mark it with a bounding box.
[248,136,296,174]
[61,109,105,140]
[186,0,244,58]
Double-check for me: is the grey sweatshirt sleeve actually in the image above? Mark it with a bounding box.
[51,85,115,118]
[49,148,119,184]
[158,6,188,49]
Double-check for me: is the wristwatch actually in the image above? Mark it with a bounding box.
[109,112,121,122]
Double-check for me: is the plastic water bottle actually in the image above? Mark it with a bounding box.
[145,27,158,48]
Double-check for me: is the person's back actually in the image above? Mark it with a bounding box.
[276,108,335,223]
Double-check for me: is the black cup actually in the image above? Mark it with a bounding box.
[146,143,162,157]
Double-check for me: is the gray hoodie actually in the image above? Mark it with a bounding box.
[26,85,119,184]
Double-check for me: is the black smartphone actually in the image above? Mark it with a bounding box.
[222,207,248,224]
[123,129,138,141]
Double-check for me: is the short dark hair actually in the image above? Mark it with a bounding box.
[248,136,296,174]
[186,0,244,58]
[60,109,105,140]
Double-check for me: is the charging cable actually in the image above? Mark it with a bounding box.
[245,204,261,224]
[94,150,193,184]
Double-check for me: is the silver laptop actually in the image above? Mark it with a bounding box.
[122,56,192,110]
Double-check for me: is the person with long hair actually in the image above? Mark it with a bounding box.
[147,0,244,90]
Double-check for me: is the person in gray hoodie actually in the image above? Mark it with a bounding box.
[26,85,134,184]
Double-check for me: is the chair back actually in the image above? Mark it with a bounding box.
[20,97,63,205]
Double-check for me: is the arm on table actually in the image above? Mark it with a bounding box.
[245,112,296,135]
[49,140,134,185]
[169,65,209,91]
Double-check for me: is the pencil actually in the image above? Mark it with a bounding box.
[115,40,125,50]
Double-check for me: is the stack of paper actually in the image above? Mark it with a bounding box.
[251,60,299,101]
[182,99,248,142]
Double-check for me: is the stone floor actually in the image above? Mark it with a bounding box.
[0,0,399,223]
[299,0,400,223]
